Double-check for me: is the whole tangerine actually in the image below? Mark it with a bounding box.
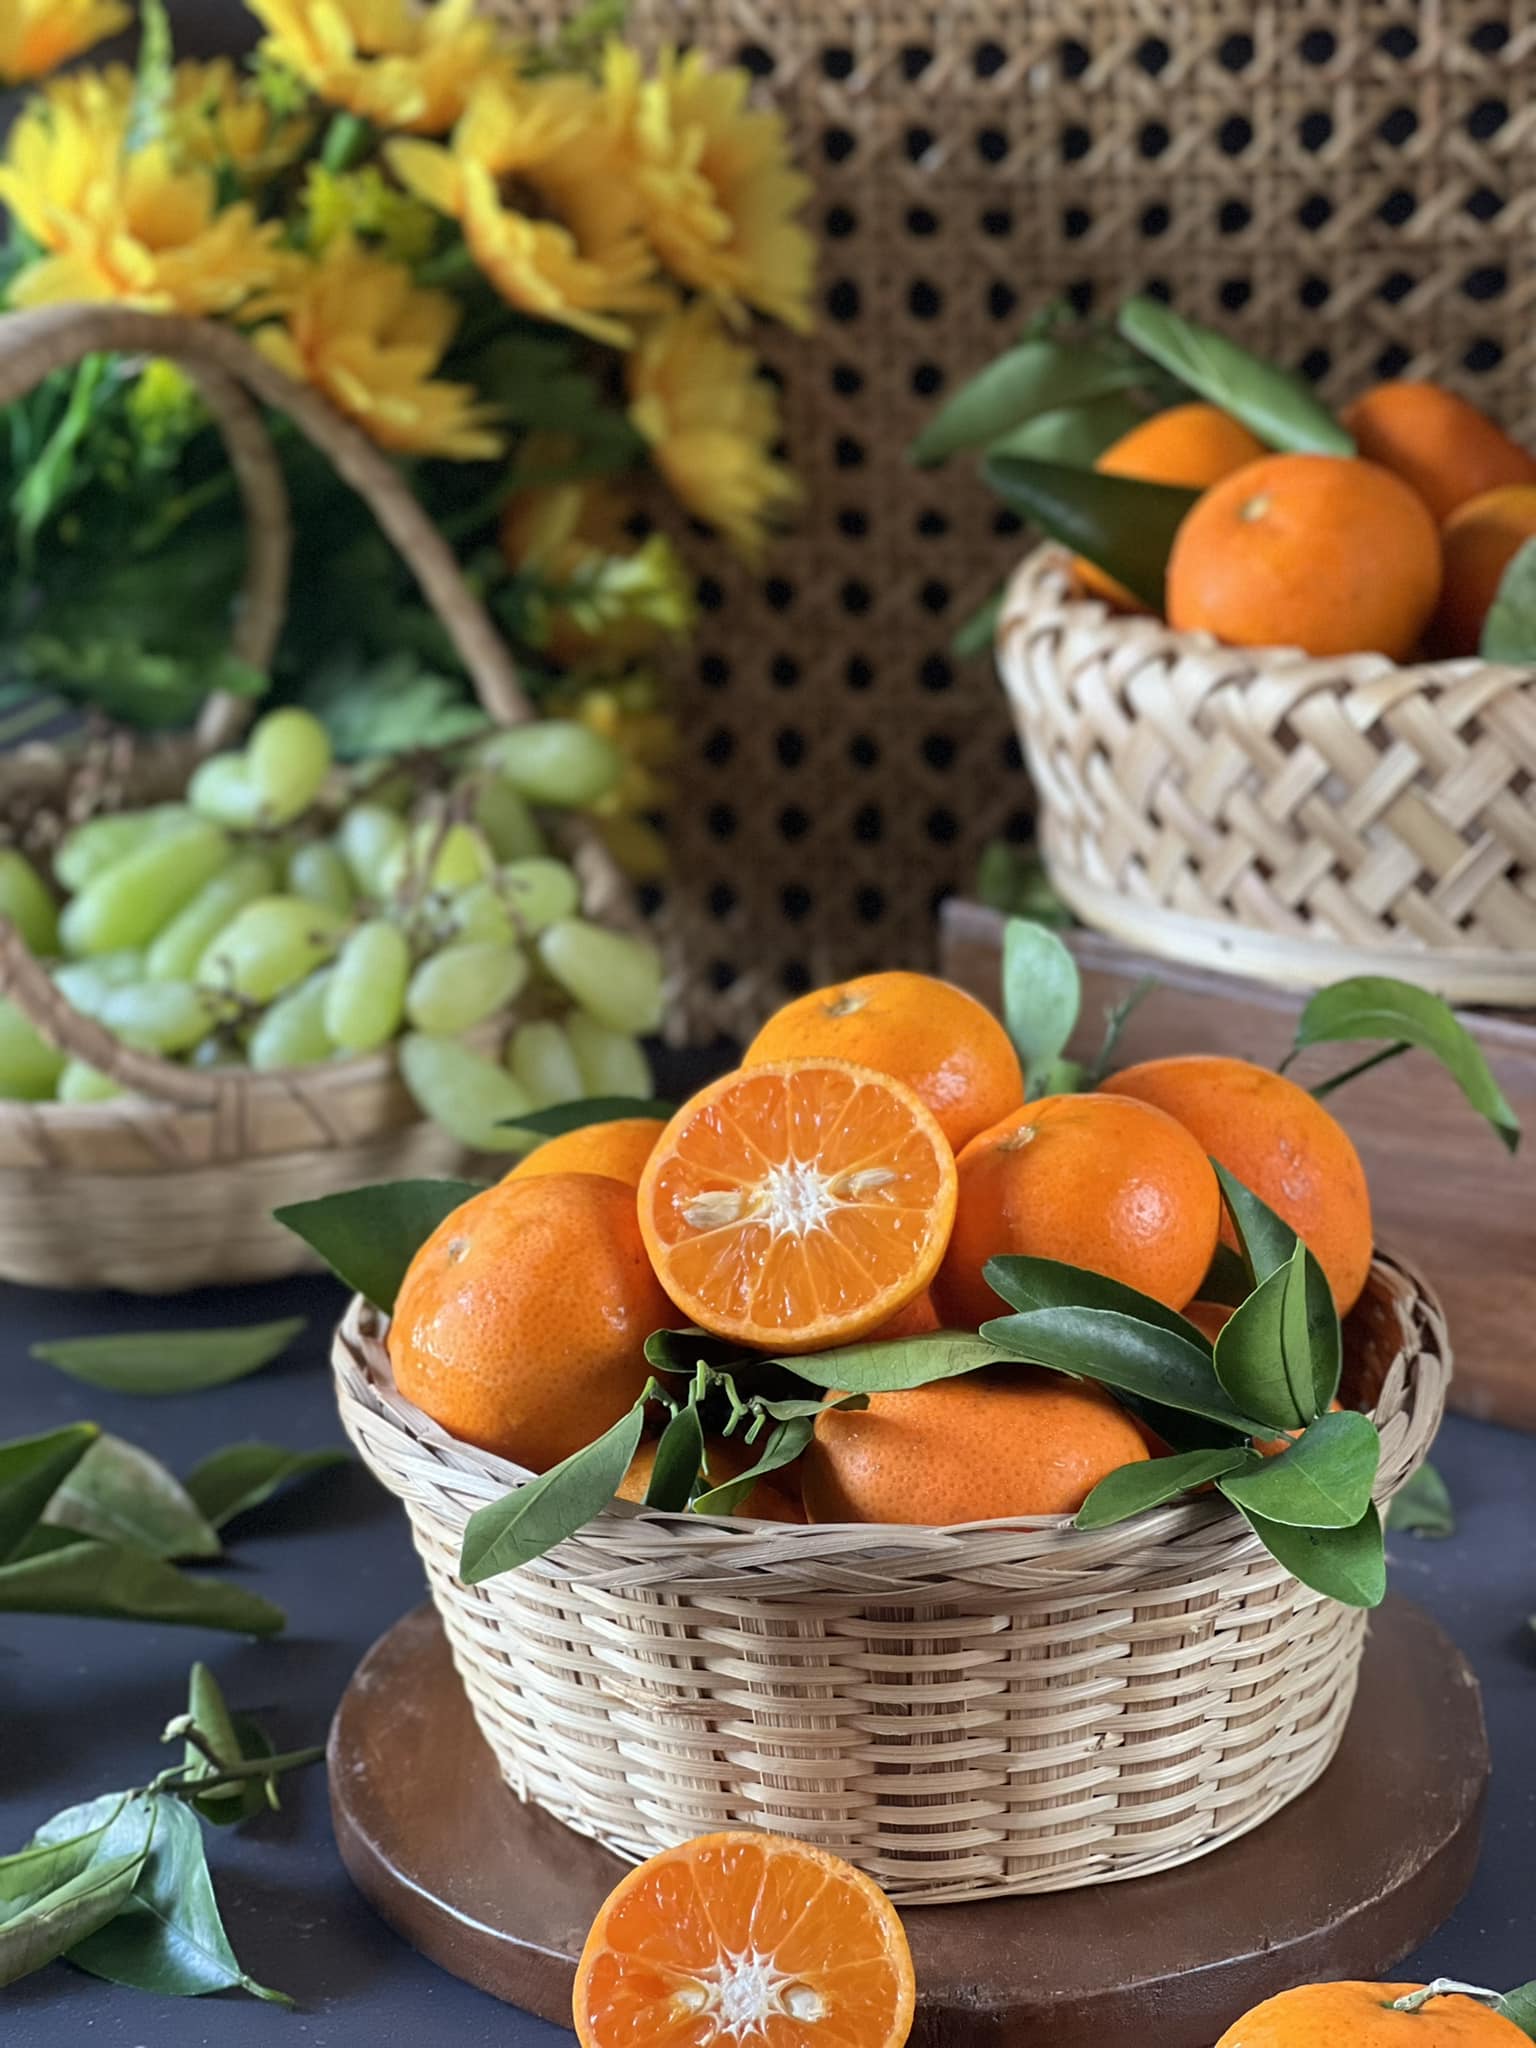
[502,1116,664,1190]
[387,1172,671,1472]
[1429,483,1536,657]
[1342,379,1536,522]
[1165,453,1442,660]
[1215,1981,1531,2047]
[931,1092,1221,1329]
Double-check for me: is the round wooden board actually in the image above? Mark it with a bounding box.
[330,1599,1487,2046]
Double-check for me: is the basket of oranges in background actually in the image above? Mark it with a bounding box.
[307,929,1518,1904]
[917,297,1536,1005]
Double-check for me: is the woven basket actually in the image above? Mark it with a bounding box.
[333,1248,1447,1905]
[996,546,1536,1004]
[0,303,631,1294]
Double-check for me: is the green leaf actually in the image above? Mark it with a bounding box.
[642,1327,749,1376]
[982,454,1200,612]
[30,1319,306,1397]
[459,1400,646,1583]
[1238,1501,1386,1608]
[981,1307,1268,1433]
[950,587,1003,660]
[987,390,1148,467]
[0,1424,98,1564]
[274,1178,484,1311]
[1211,1245,1324,1432]
[0,1539,285,1635]
[0,1820,150,1988]
[0,1796,137,1913]
[44,1436,221,1561]
[1118,296,1354,455]
[181,1444,350,1532]
[1495,1983,1536,2038]
[910,338,1146,465]
[983,1254,1210,1343]
[1083,977,1158,1086]
[1219,1410,1381,1528]
[1294,977,1519,1154]
[1196,1243,1253,1309]
[692,1418,812,1517]
[1001,917,1081,1091]
[1479,537,1536,663]
[975,843,1073,926]
[178,1662,257,1823]
[748,1392,868,1423]
[642,1404,703,1511]
[507,1096,677,1140]
[780,1333,1005,1396]
[1386,1461,1455,1540]
[1213,1162,1298,1287]
[1075,1446,1250,1529]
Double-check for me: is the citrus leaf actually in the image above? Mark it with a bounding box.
[274,1178,484,1310]
[982,452,1200,611]
[1118,295,1354,455]
[748,1392,867,1423]
[1075,1446,1251,1529]
[0,1539,284,1634]
[1495,1984,1536,2038]
[642,1327,749,1376]
[1237,1501,1386,1607]
[951,587,1003,660]
[1219,1410,1381,1528]
[1082,976,1158,1086]
[1294,976,1519,1154]
[987,390,1147,466]
[460,1400,646,1583]
[982,1306,1268,1432]
[1002,916,1081,1091]
[44,1435,221,1561]
[1211,1244,1322,1432]
[181,1444,350,1532]
[179,1661,247,1820]
[0,1424,98,1563]
[502,1096,676,1139]
[642,1403,703,1511]
[1196,1243,1253,1309]
[910,338,1145,464]
[0,1796,134,1911]
[30,1319,305,1396]
[692,1418,812,1517]
[1479,537,1536,662]
[1213,1162,1298,1287]
[189,1713,280,1827]
[780,1333,1005,1396]
[983,1254,1210,1343]
[1386,1461,1455,1540]
[0,1828,150,1988]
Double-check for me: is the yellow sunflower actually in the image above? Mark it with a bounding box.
[627,300,799,558]
[500,471,696,664]
[247,0,508,136]
[390,74,662,346]
[0,0,129,85]
[169,57,316,182]
[602,43,814,334]
[252,235,502,460]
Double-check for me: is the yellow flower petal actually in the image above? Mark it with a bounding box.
[0,0,130,85]
[247,0,513,135]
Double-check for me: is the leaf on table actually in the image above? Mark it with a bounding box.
[781,1332,1004,1396]
[505,1096,678,1141]
[30,1318,307,1396]
[1075,1447,1251,1529]
[982,1306,1265,1433]
[1213,1162,1299,1289]
[1386,1461,1455,1540]
[0,1538,285,1635]
[0,1796,133,1911]
[983,1254,1210,1342]
[1118,296,1354,455]
[460,1400,647,1584]
[1219,1410,1382,1529]
[1479,538,1536,664]
[909,335,1146,465]
[0,1814,151,1989]
[1000,917,1081,1093]
[181,1444,351,1533]
[274,1178,485,1310]
[0,1424,98,1564]
[1237,1501,1387,1608]
[44,1435,222,1560]
[640,1402,703,1512]
[981,453,1200,613]
[176,1662,273,1825]
[692,1418,813,1517]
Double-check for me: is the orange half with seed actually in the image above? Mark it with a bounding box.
[637,1059,958,1353]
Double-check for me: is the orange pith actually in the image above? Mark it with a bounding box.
[636,1059,958,1354]
[1214,1980,1531,2047]
[503,1116,665,1189]
[572,1830,916,2048]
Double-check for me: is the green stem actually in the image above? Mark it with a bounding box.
[1389,1981,1501,2013]
[152,1743,325,1800]
[1309,1041,1409,1102]
[319,112,372,174]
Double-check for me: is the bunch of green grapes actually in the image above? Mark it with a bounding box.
[0,708,663,1148]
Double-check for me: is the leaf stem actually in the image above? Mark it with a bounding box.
[1309,1041,1409,1101]
[1389,1981,1501,2013]
[151,1743,324,1801]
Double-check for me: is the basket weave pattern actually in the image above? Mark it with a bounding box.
[334,1252,1447,1904]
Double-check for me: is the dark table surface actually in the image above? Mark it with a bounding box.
[4,1269,1534,2045]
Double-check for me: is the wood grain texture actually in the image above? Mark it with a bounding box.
[940,901,1536,1430]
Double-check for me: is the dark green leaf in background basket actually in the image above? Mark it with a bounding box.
[1118,296,1354,456]
[1236,1501,1387,1608]
[1479,537,1536,664]
[1387,1461,1455,1540]
[981,454,1200,612]
[30,1319,306,1396]
[274,1179,485,1310]
[1213,1163,1299,1289]
[460,1399,646,1583]
[909,339,1147,465]
[504,1096,677,1141]
[782,1333,1004,1396]
[951,587,1004,661]
[1293,977,1519,1154]
[692,1418,812,1518]
[982,1307,1268,1433]
[984,1254,1211,1343]
[44,1436,221,1561]
[0,1539,285,1635]
[1001,917,1082,1093]
[1211,1243,1327,1432]
[0,1424,98,1563]
[975,844,1074,926]
[987,390,1148,468]
[642,1403,704,1511]
[181,1444,351,1533]
[1219,1410,1381,1528]
[1075,1446,1252,1529]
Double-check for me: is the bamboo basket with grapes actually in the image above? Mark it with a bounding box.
[0,304,662,1293]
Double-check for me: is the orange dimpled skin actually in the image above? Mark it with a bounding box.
[1215,1981,1531,2047]
[503,1116,664,1190]
[1430,484,1536,657]
[1342,379,1536,522]
[573,1830,916,2048]
[1165,453,1442,661]
[1103,1055,1373,1314]
[742,971,1022,1153]
[931,1093,1221,1330]
[386,1173,672,1472]
[803,1368,1150,1525]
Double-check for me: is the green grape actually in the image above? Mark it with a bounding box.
[324,918,410,1054]
[52,951,146,1020]
[56,1058,122,1104]
[187,752,264,829]
[380,821,495,897]
[565,1012,654,1099]
[499,857,581,936]
[97,981,222,1054]
[335,804,407,896]
[398,1033,533,1152]
[195,895,346,1003]
[471,776,546,861]
[247,707,332,823]
[248,968,336,1070]
[0,849,58,954]
[537,918,663,1034]
[59,820,230,957]
[507,1018,584,1109]
[143,854,277,982]
[286,839,355,915]
[405,940,528,1035]
[0,999,65,1100]
[479,721,623,808]
[447,880,514,946]
[54,805,194,894]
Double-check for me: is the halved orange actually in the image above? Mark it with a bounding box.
[573,1830,916,2048]
[636,1059,958,1353]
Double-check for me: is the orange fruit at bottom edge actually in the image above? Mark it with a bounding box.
[637,1059,958,1353]
[1429,483,1536,656]
[1165,452,1442,660]
[573,1830,915,2048]
[502,1116,664,1189]
[1214,1981,1531,2047]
